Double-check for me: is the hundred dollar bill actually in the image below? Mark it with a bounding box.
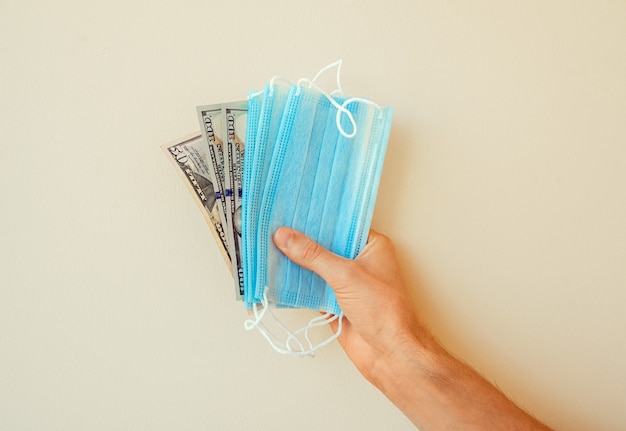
[223,101,248,298]
[197,105,231,253]
[161,132,231,272]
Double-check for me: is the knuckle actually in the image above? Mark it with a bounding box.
[375,231,393,248]
[372,231,396,254]
[297,238,324,263]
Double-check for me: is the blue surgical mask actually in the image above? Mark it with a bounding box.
[242,83,290,308]
[257,86,336,311]
[243,62,393,355]
[241,90,260,307]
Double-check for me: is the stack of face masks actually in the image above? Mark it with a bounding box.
[162,61,393,356]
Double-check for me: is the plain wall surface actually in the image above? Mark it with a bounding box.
[1,1,625,430]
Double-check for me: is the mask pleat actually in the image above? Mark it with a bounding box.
[352,107,394,255]
[296,97,343,313]
[279,95,332,310]
[335,104,374,258]
[244,85,290,305]
[264,88,323,307]
[256,86,306,305]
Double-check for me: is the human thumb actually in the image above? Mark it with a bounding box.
[273,227,353,289]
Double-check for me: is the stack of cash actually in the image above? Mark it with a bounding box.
[162,101,249,300]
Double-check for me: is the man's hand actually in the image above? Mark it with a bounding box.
[274,226,553,431]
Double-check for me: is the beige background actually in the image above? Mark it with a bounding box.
[1,1,625,430]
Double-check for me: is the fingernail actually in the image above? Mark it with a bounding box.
[274,227,295,249]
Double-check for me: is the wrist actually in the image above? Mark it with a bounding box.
[371,322,446,407]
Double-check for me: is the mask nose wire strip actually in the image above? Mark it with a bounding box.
[244,291,344,357]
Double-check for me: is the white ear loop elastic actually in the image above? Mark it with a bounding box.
[265,60,345,99]
[268,75,294,96]
[244,290,344,357]
[295,78,383,139]
[248,75,294,101]
[308,59,345,97]
[257,60,384,138]
[248,90,263,100]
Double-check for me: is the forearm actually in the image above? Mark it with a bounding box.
[373,334,553,431]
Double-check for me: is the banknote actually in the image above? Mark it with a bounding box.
[223,101,248,298]
[197,105,230,246]
[161,132,231,270]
